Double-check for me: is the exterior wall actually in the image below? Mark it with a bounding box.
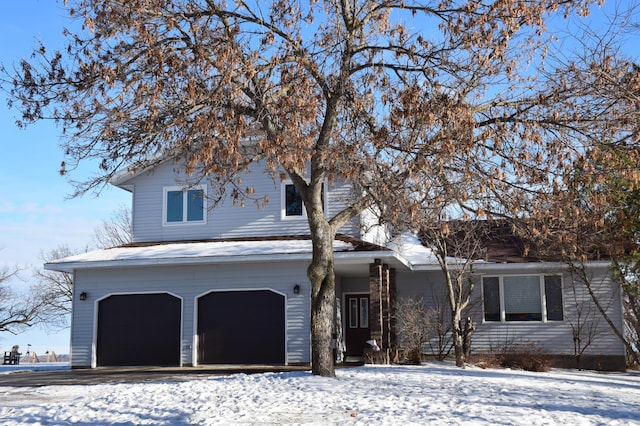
[471,264,625,360]
[394,264,626,368]
[339,276,370,294]
[70,261,311,368]
[359,207,391,246]
[123,160,360,243]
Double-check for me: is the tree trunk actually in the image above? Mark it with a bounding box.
[451,310,465,368]
[444,278,464,367]
[442,262,466,368]
[307,208,337,377]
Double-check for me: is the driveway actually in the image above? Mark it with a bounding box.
[0,365,310,387]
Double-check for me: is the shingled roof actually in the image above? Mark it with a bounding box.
[419,220,545,263]
[117,234,391,253]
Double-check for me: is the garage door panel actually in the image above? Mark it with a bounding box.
[198,290,285,364]
[97,293,181,366]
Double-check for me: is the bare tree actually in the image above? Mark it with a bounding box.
[566,269,607,370]
[419,221,486,367]
[29,207,133,329]
[426,285,453,361]
[523,7,640,366]
[0,265,44,334]
[395,296,437,364]
[610,259,640,367]
[30,246,77,329]
[4,0,633,376]
[91,204,132,249]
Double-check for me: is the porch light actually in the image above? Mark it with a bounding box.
[79,291,88,301]
[293,284,301,295]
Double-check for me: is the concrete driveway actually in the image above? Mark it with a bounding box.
[0,365,310,387]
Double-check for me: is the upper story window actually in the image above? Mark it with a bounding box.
[281,181,325,220]
[482,275,563,322]
[163,186,206,225]
[284,183,304,217]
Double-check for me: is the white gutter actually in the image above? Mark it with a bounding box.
[410,259,612,272]
[45,249,403,274]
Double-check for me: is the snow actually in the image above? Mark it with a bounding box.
[50,239,357,264]
[1,363,639,425]
[44,232,478,274]
[387,232,441,265]
[0,363,69,375]
[45,232,445,269]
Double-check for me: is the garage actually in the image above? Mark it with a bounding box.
[96,293,182,366]
[197,290,286,364]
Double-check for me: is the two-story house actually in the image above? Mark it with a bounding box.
[45,158,627,370]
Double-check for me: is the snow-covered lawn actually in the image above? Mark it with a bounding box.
[1,363,639,425]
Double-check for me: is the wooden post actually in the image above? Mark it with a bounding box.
[369,260,397,362]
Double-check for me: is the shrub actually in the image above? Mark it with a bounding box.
[474,341,550,372]
[395,297,437,364]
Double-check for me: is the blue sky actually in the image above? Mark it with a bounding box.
[0,1,637,357]
[0,1,130,355]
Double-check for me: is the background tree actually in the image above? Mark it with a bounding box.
[92,205,133,249]
[3,0,628,376]
[613,259,640,367]
[418,221,486,367]
[0,264,44,334]
[29,206,133,330]
[425,285,453,361]
[30,245,78,330]
[517,6,640,366]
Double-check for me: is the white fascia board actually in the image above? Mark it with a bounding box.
[333,251,410,270]
[410,260,612,273]
[45,252,311,273]
[472,260,612,272]
[109,155,172,187]
[45,250,403,274]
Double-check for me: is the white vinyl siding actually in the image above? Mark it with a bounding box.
[395,265,625,358]
[69,261,311,368]
[122,160,359,242]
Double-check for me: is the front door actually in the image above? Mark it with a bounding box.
[344,294,370,357]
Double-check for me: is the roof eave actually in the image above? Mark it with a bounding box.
[409,259,613,272]
[45,249,403,274]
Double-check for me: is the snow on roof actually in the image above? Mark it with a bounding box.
[50,239,352,263]
[387,232,501,269]
[49,232,552,274]
[45,237,393,273]
[387,233,441,265]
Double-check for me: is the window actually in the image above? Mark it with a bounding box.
[349,298,359,328]
[163,187,206,224]
[284,183,303,217]
[359,297,369,328]
[281,181,325,220]
[348,296,369,329]
[482,275,563,322]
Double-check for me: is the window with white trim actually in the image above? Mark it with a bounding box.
[482,275,563,322]
[163,187,206,225]
[281,181,325,220]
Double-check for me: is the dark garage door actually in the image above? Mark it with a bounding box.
[97,293,181,366]
[198,290,285,364]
